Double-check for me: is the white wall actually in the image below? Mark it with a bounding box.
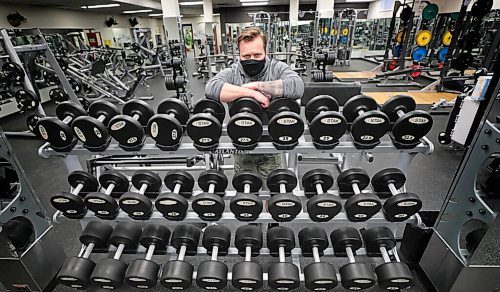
[0,3,165,47]
[181,16,222,52]
[367,0,397,19]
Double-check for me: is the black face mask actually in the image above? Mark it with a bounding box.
[240,58,266,77]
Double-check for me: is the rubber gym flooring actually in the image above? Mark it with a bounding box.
[0,51,467,291]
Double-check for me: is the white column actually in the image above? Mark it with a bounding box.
[161,0,181,40]
[317,0,335,18]
[203,0,214,24]
[289,0,299,27]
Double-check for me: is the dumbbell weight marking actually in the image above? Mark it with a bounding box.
[187,99,226,151]
[230,171,263,221]
[119,170,162,220]
[305,95,347,149]
[227,97,263,150]
[192,170,228,221]
[302,169,341,222]
[84,171,129,220]
[148,98,190,151]
[267,98,304,150]
[155,171,195,220]
[267,169,302,222]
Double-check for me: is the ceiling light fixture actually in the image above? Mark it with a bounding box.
[179,1,204,6]
[149,13,163,16]
[241,1,268,6]
[123,9,153,14]
[240,0,267,2]
[200,13,220,17]
[81,4,120,9]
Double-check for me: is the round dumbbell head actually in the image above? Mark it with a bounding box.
[267,97,301,117]
[309,110,347,149]
[232,171,262,193]
[193,98,226,123]
[186,113,222,150]
[229,97,263,117]
[57,257,96,289]
[155,192,189,220]
[51,191,86,218]
[196,259,229,290]
[304,261,339,291]
[109,222,142,250]
[337,168,370,195]
[36,117,76,150]
[363,227,396,251]
[381,95,416,122]
[88,100,119,125]
[230,192,263,221]
[90,258,127,289]
[306,193,342,222]
[267,226,295,253]
[109,115,145,149]
[163,170,195,197]
[376,261,414,290]
[268,262,300,291]
[84,172,129,219]
[56,101,87,121]
[371,168,406,194]
[302,169,334,198]
[227,111,263,150]
[339,262,376,290]
[99,171,130,197]
[26,114,42,135]
[345,192,382,221]
[202,225,231,253]
[330,227,362,255]
[383,192,422,221]
[198,170,228,193]
[125,259,160,289]
[392,110,433,146]
[342,95,378,123]
[157,98,190,124]
[232,261,263,291]
[305,95,340,123]
[72,114,112,151]
[119,192,153,220]
[234,225,263,255]
[49,88,68,103]
[298,226,329,256]
[268,110,304,149]
[140,224,171,250]
[79,221,114,248]
[269,193,302,221]
[131,170,162,198]
[2,62,24,82]
[161,260,194,289]
[267,169,297,193]
[148,100,189,150]
[170,224,201,255]
[345,96,390,147]
[122,100,154,125]
[68,171,99,194]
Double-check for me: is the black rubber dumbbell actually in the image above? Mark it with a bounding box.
[371,168,422,222]
[90,222,142,289]
[299,226,338,291]
[72,100,119,151]
[108,99,154,151]
[267,98,304,150]
[302,168,342,222]
[125,224,170,289]
[57,221,113,289]
[50,171,99,219]
[196,225,231,290]
[187,99,226,151]
[232,225,263,291]
[305,95,347,149]
[342,94,390,149]
[266,169,302,222]
[267,226,300,291]
[147,98,190,151]
[227,97,263,150]
[84,171,129,220]
[192,170,228,221]
[381,95,433,149]
[230,170,263,221]
[155,170,195,220]
[362,227,414,290]
[36,101,87,151]
[337,168,382,222]
[160,224,201,290]
[330,227,376,290]
[119,170,162,220]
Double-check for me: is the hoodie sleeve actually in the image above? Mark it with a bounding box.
[205,68,235,101]
[274,61,305,99]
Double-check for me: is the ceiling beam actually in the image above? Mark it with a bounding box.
[113,0,161,10]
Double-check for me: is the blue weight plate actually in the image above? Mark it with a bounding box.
[437,47,449,62]
[411,47,427,62]
[393,45,403,58]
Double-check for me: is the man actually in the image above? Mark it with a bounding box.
[205,27,304,180]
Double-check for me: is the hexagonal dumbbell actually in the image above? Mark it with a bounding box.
[155,171,195,221]
[90,222,142,290]
[362,227,414,290]
[36,101,87,151]
[337,168,382,222]
[196,225,231,290]
[381,95,433,149]
[72,100,119,151]
[266,169,302,222]
[342,94,390,149]
[227,97,264,150]
[108,99,154,151]
[371,168,422,222]
[57,221,113,289]
[160,224,201,290]
[230,170,263,221]
[50,171,99,219]
[118,170,162,220]
[299,226,339,291]
[331,227,376,291]
[302,168,342,222]
[125,224,171,289]
[84,171,129,220]
[232,225,263,291]
[147,98,190,151]
[267,97,304,150]
[305,95,347,149]
[192,170,228,221]
[267,226,300,291]
[187,99,226,151]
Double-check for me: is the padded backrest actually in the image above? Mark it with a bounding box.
[302,82,362,106]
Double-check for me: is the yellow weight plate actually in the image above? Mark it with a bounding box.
[416,30,432,46]
[442,31,452,46]
[331,29,336,36]
[341,28,349,36]
[395,30,404,43]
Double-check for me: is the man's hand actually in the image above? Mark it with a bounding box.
[241,82,259,91]
[251,90,270,108]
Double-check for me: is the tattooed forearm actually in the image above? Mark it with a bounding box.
[257,80,283,97]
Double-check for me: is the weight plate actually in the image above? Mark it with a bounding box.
[310,112,346,147]
[36,117,75,149]
[305,95,340,123]
[15,89,39,111]
[442,31,452,46]
[371,168,406,194]
[400,6,413,22]
[342,94,378,123]
[122,100,154,125]
[422,3,439,20]
[186,113,222,150]
[268,111,304,147]
[26,114,42,134]
[415,30,432,46]
[344,193,382,222]
[383,192,422,222]
[164,171,195,197]
[157,98,190,125]
[268,98,300,117]
[392,110,433,145]
[437,47,449,62]
[337,168,370,194]
[108,115,145,149]
[131,43,140,53]
[2,62,25,82]
[119,192,153,219]
[411,46,427,62]
[72,116,110,150]
[56,57,68,71]
[395,30,405,43]
[55,101,87,121]
[193,99,226,123]
[268,193,302,222]
[381,95,416,122]
[230,193,263,221]
[451,52,474,72]
[227,113,263,149]
[410,64,421,78]
[148,114,183,150]
[341,28,349,36]
[339,36,348,44]
[192,192,225,221]
[155,192,189,220]
[49,88,68,103]
[306,194,342,222]
[229,97,262,117]
[464,32,481,51]
[393,44,403,58]
[267,169,297,193]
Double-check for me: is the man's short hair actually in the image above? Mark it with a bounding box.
[237,27,267,51]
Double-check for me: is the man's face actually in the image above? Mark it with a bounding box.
[239,37,266,61]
